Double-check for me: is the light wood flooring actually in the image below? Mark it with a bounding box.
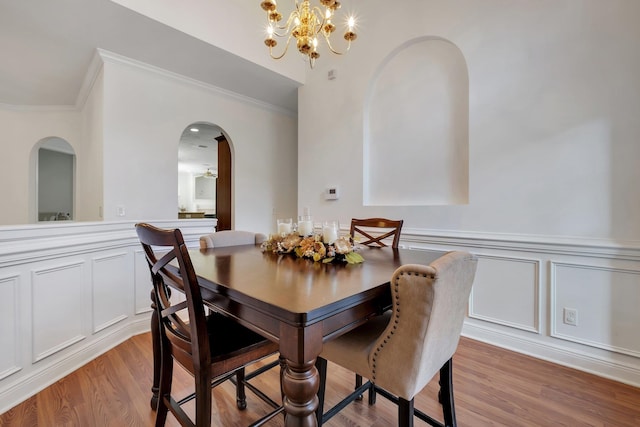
[1,333,638,426]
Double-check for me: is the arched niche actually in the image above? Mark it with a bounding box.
[363,37,469,206]
[29,137,76,222]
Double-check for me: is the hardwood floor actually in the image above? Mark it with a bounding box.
[1,333,638,426]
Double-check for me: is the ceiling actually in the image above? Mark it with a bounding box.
[0,0,300,113]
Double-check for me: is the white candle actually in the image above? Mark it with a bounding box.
[298,220,313,236]
[278,222,292,235]
[322,222,339,244]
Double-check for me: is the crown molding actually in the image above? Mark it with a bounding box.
[74,49,105,110]
[96,49,297,118]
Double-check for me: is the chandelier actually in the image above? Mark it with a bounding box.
[260,0,357,68]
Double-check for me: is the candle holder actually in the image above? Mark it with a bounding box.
[277,218,293,236]
[298,215,313,236]
[322,220,340,244]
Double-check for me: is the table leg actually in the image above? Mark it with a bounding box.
[282,358,320,427]
[279,322,323,427]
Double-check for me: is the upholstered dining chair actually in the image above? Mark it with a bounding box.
[350,218,404,248]
[199,230,267,249]
[136,223,282,427]
[315,251,477,427]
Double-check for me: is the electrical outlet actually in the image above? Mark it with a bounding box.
[563,307,578,326]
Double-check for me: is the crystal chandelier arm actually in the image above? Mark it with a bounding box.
[269,32,296,60]
[323,31,351,55]
[272,10,299,34]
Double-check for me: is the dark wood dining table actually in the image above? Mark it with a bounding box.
[151,244,445,426]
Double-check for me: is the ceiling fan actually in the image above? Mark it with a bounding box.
[201,169,217,178]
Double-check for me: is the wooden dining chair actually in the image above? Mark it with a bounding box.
[350,218,404,248]
[315,251,477,427]
[136,223,283,427]
[199,230,267,249]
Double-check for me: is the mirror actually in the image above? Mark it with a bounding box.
[178,122,219,219]
[36,137,75,222]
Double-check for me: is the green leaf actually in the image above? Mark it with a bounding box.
[322,257,335,263]
[344,252,364,264]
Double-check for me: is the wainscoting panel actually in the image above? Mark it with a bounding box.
[0,274,20,381]
[92,252,129,334]
[404,229,640,387]
[469,255,540,333]
[31,261,85,363]
[0,210,215,414]
[2,220,639,414]
[551,261,640,357]
[134,249,153,315]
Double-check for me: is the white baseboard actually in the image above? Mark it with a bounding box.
[462,322,640,388]
[0,317,151,414]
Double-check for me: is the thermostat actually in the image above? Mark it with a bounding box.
[325,186,340,200]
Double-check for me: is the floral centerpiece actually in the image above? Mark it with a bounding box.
[261,233,364,264]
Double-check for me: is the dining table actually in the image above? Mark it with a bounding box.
[150,243,445,426]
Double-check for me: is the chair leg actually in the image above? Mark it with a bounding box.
[155,331,173,427]
[315,357,328,427]
[368,379,377,405]
[355,374,363,400]
[439,358,457,427]
[154,358,172,427]
[195,369,213,427]
[398,397,414,427]
[279,356,287,401]
[236,368,247,410]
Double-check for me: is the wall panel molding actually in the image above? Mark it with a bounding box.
[403,229,640,388]
[31,261,85,363]
[550,261,640,358]
[1,221,639,414]
[0,274,21,381]
[468,254,540,333]
[92,252,129,334]
[0,220,211,414]
[134,249,153,315]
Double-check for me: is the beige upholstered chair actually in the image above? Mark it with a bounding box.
[316,251,477,427]
[199,230,267,249]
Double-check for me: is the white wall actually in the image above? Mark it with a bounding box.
[100,51,297,233]
[76,67,104,222]
[0,107,81,225]
[298,0,640,241]
[298,0,640,385]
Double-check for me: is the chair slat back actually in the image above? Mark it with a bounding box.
[136,223,210,368]
[350,218,404,248]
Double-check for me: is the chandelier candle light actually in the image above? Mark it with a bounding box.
[261,0,357,68]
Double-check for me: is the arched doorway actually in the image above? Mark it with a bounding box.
[177,122,232,230]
